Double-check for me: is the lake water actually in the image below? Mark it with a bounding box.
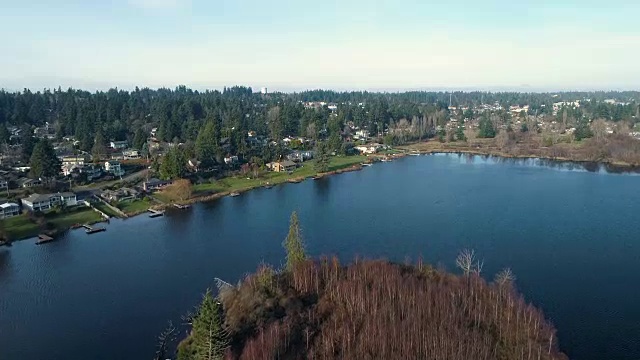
[1,153,639,360]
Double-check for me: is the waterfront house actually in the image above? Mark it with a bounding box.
[109,140,129,150]
[104,161,125,177]
[268,160,296,172]
[101,188,140,202]
[355,143,382,154]
[21,192,77,212]
[142,178,173,192]
[0,202,20,219]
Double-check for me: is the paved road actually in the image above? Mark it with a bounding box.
[73,169,149,194]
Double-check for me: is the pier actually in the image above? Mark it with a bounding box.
[82,224,106,234]
[148,209,165,218]
[173,203,191,209]
[36,234,55,245]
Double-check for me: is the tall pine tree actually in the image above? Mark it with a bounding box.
[178,289,228,360]
[283,211,306,271]
[30,138,61,180]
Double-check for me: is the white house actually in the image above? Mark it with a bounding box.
[0,202,20,219]
[109,141,128,150]
[21,192,77,212]
[123,150,141,160]
[104,161,125,176]
[60,155,87,166]
[354,129,370,140]
[355,143,382,154]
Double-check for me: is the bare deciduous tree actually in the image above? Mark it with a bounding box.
[456,249,476,275]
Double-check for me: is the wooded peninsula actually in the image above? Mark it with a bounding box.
[164,213,568,360]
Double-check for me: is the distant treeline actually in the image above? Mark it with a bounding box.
[0,86,637,154]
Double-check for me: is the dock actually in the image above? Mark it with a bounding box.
[83,224,106,234]
[148,209,165,218]
[36,234,55,245]
[173,203,191,209]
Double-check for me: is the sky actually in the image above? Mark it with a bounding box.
[1,0,639,92]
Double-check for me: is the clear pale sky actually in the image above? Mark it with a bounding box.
[1,0,639,92]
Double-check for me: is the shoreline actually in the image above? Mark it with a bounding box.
[399,141,640,171]
[5,147,636,244]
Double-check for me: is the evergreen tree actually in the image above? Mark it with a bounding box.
[478,117,496,138]
[455,125,466,141]
[160,146,187,180]
[0,123,9,144]
[314,141,330,173]
[133,128,146,150]
[283,211,306,270]
[30,138,61,179]
[178,289,228,360]
[195,117,220,166]
[20,126,35,162]
[92,130,107,161]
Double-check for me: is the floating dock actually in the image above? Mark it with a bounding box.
[36,234,55,245]
[173,203,191,209]
[83,224,106,234]
[148,209,165,218]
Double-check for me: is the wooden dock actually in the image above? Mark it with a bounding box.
[83,224,106,234]
[148,209,165,218]
[36,234,55,245]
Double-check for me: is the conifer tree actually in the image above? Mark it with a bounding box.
[283,211,306,270]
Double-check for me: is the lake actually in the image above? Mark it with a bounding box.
[1,153,639,360]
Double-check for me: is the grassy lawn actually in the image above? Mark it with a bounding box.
[46,208,102,229]
[92,202,121,218]
[1,207,103,241]
[193,155,367,195]
[117,198,152,215]
[1,214,40,240]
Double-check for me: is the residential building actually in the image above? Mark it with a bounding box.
[267,160,296,172]
[101,188,140,202]
[354,129,370,140]
[18,178,42,188]
[0,202,20,219]
[287,150,314,162]
[110,140,129,150]
[224,155,239,165]
[355,143,382,154]
[123,150,141,160]
[188,158,201,172]
[104,161,125,177]
[143,178,173,192]
[82,165,102,181]
[60,155,87,166]
[62,163,82,177]
[21,192,77,212]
